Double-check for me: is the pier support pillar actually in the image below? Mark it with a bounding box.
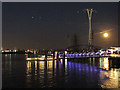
[53,51,55,60]
[63,52,65,64]
[63,52,65,69]
[57,52,59,60]
[45,50,48,60]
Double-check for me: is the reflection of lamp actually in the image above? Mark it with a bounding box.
[39,61,45,69]
[26,61,31,75]
[35,61,37,75]
[103,57,109,70]
[27,61,31,68]
[47,61,53,69]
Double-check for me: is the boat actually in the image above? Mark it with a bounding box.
[26,54,53,61]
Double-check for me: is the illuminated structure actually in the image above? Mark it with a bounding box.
[84,8,95,50]
[109,47,120,54]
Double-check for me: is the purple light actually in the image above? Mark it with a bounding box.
[83,52,87,56]
[79,53,82,56]
[87,52,91,56]
[95,52,100,55]
[90,52,95,56]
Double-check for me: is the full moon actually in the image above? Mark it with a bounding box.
[103,33,108,38]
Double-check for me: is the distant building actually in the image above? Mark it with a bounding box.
[4,49,10,52]
[107,47,120,54]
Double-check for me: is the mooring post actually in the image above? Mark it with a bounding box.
[52,50,55,73]
[63,52,65,60]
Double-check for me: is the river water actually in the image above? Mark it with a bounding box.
[2,54,120,88]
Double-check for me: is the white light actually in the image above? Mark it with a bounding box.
[115,48,118,50]
[15,50,17,52]
[26,58,32,60]
[65,51,67,54]
[5,50,9,52]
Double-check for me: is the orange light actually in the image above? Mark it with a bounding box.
[103,33,108,38]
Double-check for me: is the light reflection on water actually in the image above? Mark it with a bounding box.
[2,54,120,88]
[99,57,119,88]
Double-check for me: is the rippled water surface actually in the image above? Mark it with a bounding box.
[2,54,120,88]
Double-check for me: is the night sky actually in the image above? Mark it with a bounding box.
[2,2,118,50]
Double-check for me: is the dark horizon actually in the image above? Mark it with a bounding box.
[2,2,118,50]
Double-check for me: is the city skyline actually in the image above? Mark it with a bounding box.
[2,2,118,50]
